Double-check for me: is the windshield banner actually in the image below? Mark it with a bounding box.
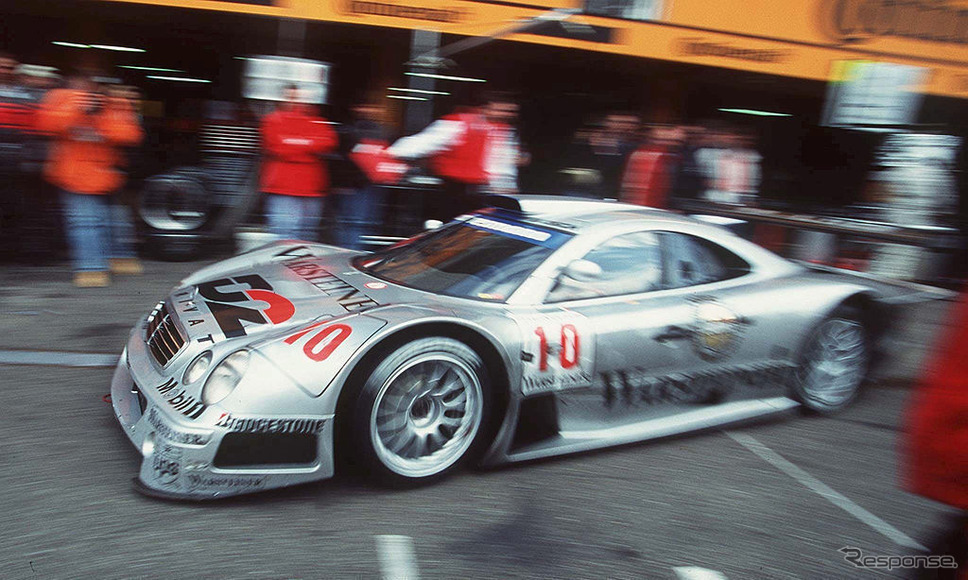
[465,216,571,249]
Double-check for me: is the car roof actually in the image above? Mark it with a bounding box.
[483,194,702,231]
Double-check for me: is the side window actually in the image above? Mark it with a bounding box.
[658,232,750,289]
[547,231,662,302]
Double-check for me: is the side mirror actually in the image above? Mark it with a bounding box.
[563,259,603,282]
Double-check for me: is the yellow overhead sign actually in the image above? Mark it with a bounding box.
[102,0,968,98]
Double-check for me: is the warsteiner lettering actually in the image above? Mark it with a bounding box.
[283,259,378,312]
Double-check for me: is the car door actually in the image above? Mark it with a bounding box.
[540,225,798,435]
[655,230,793,401]
[538,229,713,430]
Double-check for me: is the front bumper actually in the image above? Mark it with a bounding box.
[110,347,336,500]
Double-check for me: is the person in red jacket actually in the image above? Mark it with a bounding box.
[904,293,968,578]
[260,84,337,241]
[620,125,684,209]
[387,92,497,222]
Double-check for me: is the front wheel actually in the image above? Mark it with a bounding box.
[793,307,869,414]
[349,337,491,486]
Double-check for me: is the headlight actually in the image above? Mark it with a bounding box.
[201,350,250,405]
[183,351,213,384]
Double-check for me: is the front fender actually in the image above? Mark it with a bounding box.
[252,313,388,398]
[322,305,521,411]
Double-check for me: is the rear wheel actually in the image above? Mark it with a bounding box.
[349,337,491,486]
[793,307,869,413]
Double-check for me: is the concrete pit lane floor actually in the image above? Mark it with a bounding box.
[0,261,958,579]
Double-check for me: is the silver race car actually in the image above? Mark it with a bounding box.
[112,196,884,499]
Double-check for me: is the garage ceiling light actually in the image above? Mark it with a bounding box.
[52,41,90,49]
[405,72,487,83]
[718,108,792,117]
[119,66,184,73]
[388,87,451,96]
[90,44,146,53]
[146,75,212,84]
[387,94,428,101]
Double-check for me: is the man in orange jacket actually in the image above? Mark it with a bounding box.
[260,84,337,241]
[37,73,143,287]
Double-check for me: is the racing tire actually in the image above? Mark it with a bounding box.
[792,305,869,414]
[348,337,493,487]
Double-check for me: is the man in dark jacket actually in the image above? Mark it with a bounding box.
[0,52,39,262]
[333,99,400,250]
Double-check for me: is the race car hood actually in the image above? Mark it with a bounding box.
[168,243,390,345]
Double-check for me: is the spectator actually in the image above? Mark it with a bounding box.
[695,122,727,203]
[386,90,493,222]
[483,92,527,194]
[334,97,401,250]
[620,124,683,209]
[560,112,638,199]
[700,127,761,205]
[16,63,61,263]
[904,292,968,577]
[0,52,38,263]
[259,84,337,241]
[668,124,706,211]
[731,129,762,205]
[606,111,642,158]
[37,71,144,287]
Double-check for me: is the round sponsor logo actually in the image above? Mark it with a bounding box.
[692,300,743,360]
[364,282,387,290]
[152,444,182,486]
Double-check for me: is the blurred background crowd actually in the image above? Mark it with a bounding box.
[0,0,966,289]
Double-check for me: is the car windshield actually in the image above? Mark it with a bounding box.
[355,214,572,302]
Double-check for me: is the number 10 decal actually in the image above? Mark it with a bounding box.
[519,313,594,396]
[534,324,580,372]
[285,322,353,362]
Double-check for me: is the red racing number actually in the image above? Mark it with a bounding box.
[534,324,581,372]
[560,324,579,369]
[285,322,353,362]
[534,327,548,372]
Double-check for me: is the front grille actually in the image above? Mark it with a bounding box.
[145,302,186,366]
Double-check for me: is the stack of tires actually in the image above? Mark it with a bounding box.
[139,123,261,260]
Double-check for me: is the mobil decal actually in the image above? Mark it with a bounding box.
[155,378,207,420]
[196,274,296,339]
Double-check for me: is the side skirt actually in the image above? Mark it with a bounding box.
[503,397,799,463]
